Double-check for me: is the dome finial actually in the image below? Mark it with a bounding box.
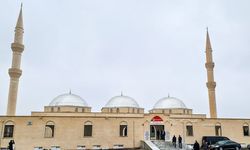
[69,89,72,94]
[121,91,123,96]
[168,93,170,97]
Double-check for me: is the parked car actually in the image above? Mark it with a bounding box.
[209,140,241,150]
[247,144,250,150]
[201,136,230,148]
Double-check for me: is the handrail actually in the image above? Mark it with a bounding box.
[141,140,160,150]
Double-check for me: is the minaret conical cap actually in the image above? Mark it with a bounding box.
[16,4,23,29]
[206,29,212,51]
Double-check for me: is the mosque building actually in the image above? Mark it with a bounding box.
[0,6,250,150]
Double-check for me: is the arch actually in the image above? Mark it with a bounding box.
[151,116,163,122]
[84,121,92,125]
[46,121,55,126]
[186,122,192,126]
[215,122,221,126]
[243,122,249,127]
[4,120,15,125]
[120,121,128,125]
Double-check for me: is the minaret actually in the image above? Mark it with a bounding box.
[6,5,24,116]
[205,29,217,118]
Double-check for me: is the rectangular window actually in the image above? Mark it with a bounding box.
[84,125,92,137]
[243,126,249,136]
[215,126,222,136]
[120,125,128,137]
[51,146,60,150]
[45,125,54,138]
[186,125,193,136]
[3,125,14,138]
[92,145,101,149]
[77,145,86,150]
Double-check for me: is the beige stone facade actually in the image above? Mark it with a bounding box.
[1,6,250,150]
[0,110,250,149]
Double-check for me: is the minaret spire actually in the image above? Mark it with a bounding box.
[205,29,217,118]
[6,4,25,116]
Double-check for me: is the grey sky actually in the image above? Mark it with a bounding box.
[0,0,250,118]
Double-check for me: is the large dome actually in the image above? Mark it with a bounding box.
[105,95,140,108]
[49,93,88,107]
[153,96,187,109]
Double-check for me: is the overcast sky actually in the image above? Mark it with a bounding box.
[0,1,250,118]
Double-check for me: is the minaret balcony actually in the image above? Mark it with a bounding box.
[11,43,24,53]
[206,81,216,89]
[8,68,22,78]
[205,62,214,69]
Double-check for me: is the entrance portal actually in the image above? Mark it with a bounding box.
[150,125,165,140]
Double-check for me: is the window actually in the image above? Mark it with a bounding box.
[51,146,60,150]
[113,144,124,149]
[84,121,92,137]
[45,121,55,138]
[77,145,86,150]
[3,121,14,138]
[186,123,193,136]
[243,123,249,136]
[215,123,222,136]
[120,121,128,137]
[92,145,101,149]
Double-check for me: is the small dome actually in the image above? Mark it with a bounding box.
[153,96,187,109]
[105,95,139,108]
[49,93,88,107]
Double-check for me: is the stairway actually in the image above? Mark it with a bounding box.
[151,141,192,150]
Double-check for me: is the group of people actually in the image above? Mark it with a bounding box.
[172,135,201,150]
[172,135,182,148]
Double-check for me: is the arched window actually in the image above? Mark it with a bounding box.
[215,123,222,136]
[84,121,92,137]
[44,121,55,138]
[186,122,193,136]
[243,123,249,136]
[3,121,14,138]
[120,121,128,137]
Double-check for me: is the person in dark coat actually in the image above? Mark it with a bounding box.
[8,140,15,150]
[161,130,165,140]
[178,135,182,148]
[193,140,200,150]
[156,129,160,140]
[172,135,176,148]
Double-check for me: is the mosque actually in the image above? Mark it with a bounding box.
[0,6,250,150]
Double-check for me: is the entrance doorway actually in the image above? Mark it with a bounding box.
[150,125,165,140]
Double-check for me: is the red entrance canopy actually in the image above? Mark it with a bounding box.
[151,116,163,122]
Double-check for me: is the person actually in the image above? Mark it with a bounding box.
[8,140,15,150]
[161,130,165,140]
[193,140,200,150]
[156,129,160,140]
[178,135,182,148]
[172,135,176,148]
[202,140,208,150]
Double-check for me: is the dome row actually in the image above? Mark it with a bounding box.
[49,93,187,109]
